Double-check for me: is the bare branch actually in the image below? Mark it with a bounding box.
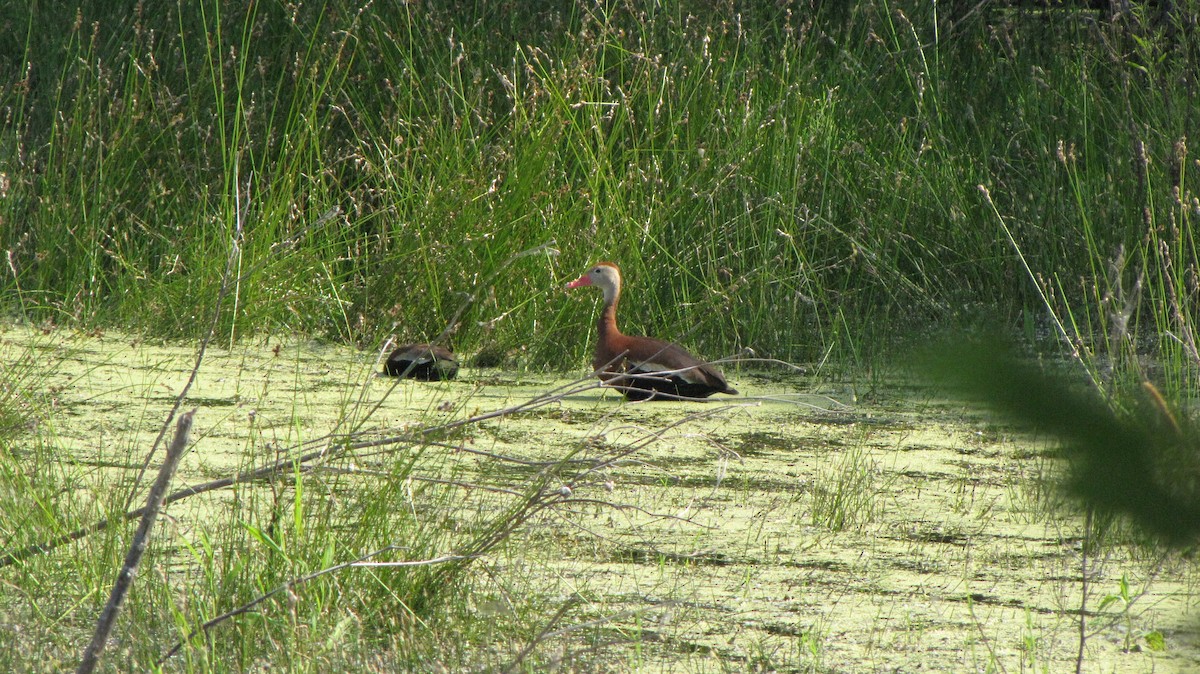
[78,410,196,674]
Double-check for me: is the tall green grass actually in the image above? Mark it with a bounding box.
[1,1,1198,380]
[0,334,620,671]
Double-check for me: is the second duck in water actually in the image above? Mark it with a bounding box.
[383,343,459,381]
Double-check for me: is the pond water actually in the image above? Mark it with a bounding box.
[2,326,1198,672]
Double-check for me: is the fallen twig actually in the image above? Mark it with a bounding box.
[78,410,195,674]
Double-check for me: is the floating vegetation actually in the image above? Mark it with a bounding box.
[0,328,1195,671]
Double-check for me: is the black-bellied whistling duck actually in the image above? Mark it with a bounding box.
[566,262,738,401]
[383,343,459,381]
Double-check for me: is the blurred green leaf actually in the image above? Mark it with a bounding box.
[922,336,1200,548]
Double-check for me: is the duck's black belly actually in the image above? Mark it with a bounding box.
[608,369,722,401]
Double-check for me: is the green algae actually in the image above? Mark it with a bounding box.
[1,326,1198,672]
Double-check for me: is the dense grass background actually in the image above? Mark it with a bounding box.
[0,1,1197,375]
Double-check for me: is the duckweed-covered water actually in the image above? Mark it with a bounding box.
[2,326,1198,672]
